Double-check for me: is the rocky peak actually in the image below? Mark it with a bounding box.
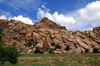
[34,17,66,30]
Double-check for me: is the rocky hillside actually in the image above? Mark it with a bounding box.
[0,17,100,54]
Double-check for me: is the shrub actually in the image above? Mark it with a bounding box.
[51,42,55,46]
[55,43,61,49]
[45,46,50,51]
[49,48,55,53]
[0,27,7,64]
[34,47,44,53]
[0,44,7,64]
[5,46,19,64]
[0,45,19,65]
[0,27,19,65]
[85,49,89,53]
[65,46,70,51]
[93,48,99,53]
[27,41,33,46]
[33,41,39,47]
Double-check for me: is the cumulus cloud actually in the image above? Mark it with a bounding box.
[0,15,33,25]
[37,6,76,30]
[78,1,100,26]
[11,15,33,25]
[37,1,100,31]
[0,15,7,19]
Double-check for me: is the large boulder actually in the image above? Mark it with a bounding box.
[32,32,39,42]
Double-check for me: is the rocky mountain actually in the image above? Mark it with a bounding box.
[0,17,100,54]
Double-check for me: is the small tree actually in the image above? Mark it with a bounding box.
[0,27,6,64]
[55,43,61,49]
[0,27,19,65]
[85,49,89,53]
[0,44,7,64]
[65,46,70,51]
[5,46,19,64]
[93,48,99,53]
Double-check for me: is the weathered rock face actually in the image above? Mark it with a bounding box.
[0,17,100,54]
[34,17,66,30]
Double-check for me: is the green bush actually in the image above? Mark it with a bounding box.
[27,41,33,46]
[65,46,70,51]
[93,48,99,53]
[0,44,7,64]
[85,49,89,53]
[51,42,55,46]
[33,41,39,47]
[0,27,6,64]
[0,46,19,65]
[45,46,50,51]
[0,27,19,65]
[34,47,44,53]
[49,48,55,53]
[55,43,61,49]
[5,46,19,64]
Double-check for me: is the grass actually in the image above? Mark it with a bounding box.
[1,53,100,66]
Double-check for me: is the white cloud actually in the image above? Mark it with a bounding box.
[11,15,33,25]
[42,5,45,9]
[78,1,100,26]
[0,15,7,19]
[37,5,76,29]
[0,15,33,25]
[37,1,100,31]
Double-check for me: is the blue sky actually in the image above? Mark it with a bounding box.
[0,0,100,31]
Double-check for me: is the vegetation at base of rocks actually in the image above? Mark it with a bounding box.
[34,47,44,53]
[65,46,70,51]
[5,46,19,64]
[51,42,55,46]
[85,49,89,53]
[49,48,55,53]
[33,41,39,47]
[27,41,39,47]
[93,48,99,53]
[27,41,33,47]
[0,27,19,65]
[45,46,50,51]
[55,43,61,49]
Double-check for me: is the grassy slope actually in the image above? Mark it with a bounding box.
[1,53,100,66]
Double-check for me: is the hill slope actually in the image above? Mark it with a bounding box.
[0,17,100,54]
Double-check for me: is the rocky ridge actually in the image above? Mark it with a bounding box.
[0,17,100,54]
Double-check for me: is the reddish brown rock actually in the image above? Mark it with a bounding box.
[43,38,49,48]
[32,32,39,42]
[0,18,100,54]
[34,17,66,30]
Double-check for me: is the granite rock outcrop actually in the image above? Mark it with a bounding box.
[0,17,100,54]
